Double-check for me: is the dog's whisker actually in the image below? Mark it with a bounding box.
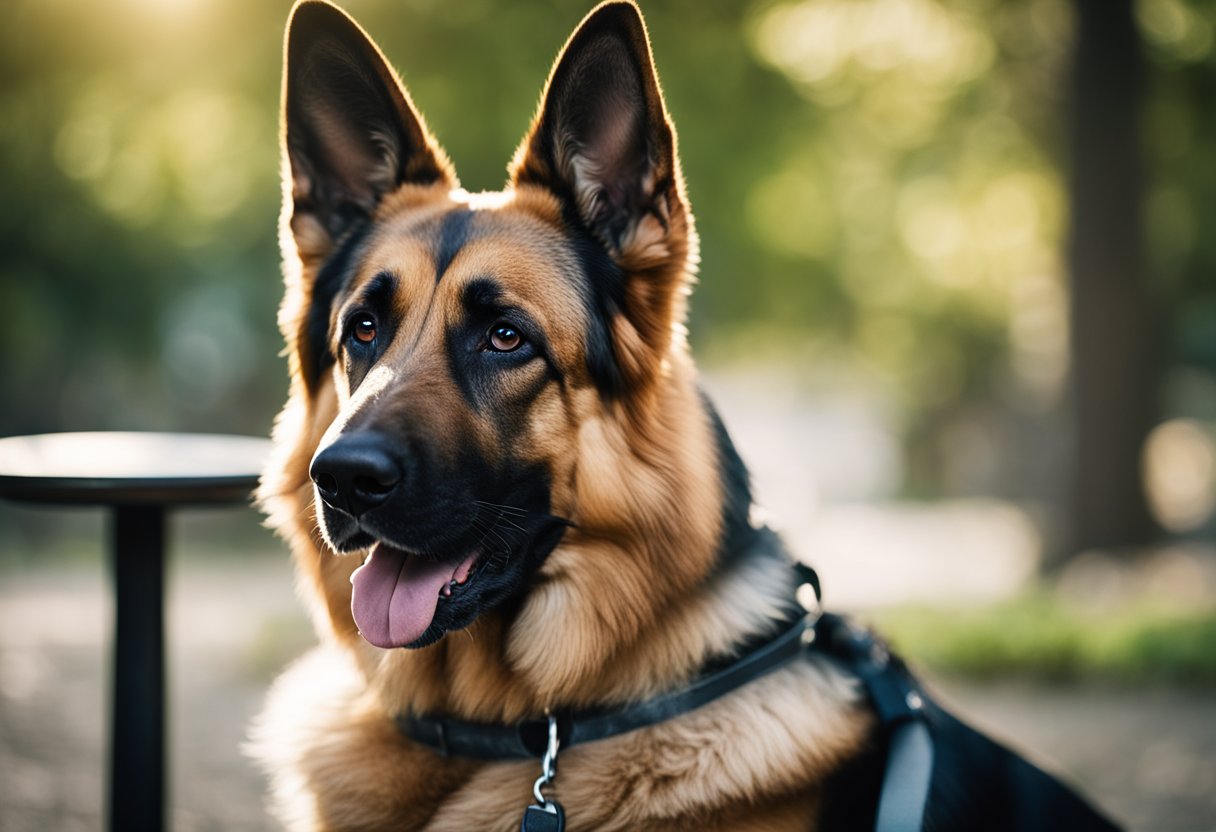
[470,515,522,560]
[483,525,514,555]
[469,518,499,552]
[472,499,530,517]
[493,512,529,535]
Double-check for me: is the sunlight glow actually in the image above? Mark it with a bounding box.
[751,0,994,93]
[1144,419,1216,533]
[53,82,263,239]
[124,0,206,22]
[1137,0,1214,61]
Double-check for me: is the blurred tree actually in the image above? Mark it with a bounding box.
[1063,0,1162,562]
[0,0,287,436]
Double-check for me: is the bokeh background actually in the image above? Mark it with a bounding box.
[1,0,1214,829]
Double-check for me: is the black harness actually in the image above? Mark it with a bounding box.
[399,563,940,832]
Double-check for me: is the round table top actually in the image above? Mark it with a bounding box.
[0,431,274,506]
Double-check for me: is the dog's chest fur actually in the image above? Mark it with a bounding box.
[252,599,872,832]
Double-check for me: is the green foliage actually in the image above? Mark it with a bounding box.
[0,0,1214,501]
[874,592,1216,685]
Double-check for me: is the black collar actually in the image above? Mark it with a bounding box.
[398,563,821,760]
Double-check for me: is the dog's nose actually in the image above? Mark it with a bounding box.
[309,433,401,517]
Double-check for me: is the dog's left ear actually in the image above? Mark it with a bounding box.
[511,1,695,367]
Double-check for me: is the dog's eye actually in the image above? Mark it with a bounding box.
[351,316,377,345]
[488,322,523,352]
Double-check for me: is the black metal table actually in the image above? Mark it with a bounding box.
[0,431,272,832]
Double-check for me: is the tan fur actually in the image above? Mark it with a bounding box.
[251,2,871,829]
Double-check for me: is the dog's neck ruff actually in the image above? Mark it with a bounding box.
[399,559,936,832]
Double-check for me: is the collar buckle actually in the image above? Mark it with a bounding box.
[531,713,561,804]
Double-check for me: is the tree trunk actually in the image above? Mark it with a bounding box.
[1060,0,1162,563]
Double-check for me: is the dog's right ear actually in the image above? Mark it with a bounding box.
[282,0,453,255]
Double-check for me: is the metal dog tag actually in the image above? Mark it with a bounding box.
[520,800,565,832]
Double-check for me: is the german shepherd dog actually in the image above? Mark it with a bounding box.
[251,3,1120,830]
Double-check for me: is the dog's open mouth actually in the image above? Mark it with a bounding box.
[350,543,482,649]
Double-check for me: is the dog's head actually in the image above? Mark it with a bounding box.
[271,0,711,654]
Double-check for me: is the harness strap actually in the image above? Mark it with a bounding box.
[875,720,934,832]
[816,613,934,832]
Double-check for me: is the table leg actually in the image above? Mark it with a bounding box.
[109,505,166,832]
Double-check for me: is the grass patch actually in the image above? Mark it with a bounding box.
[870,593,1216,686]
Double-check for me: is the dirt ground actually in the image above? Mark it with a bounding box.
[1,551,1213,832]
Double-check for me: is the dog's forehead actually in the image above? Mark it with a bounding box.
[352,194,593,359]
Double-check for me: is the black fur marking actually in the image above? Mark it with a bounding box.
[446,277,558,418]
[342,270,400,393]
[434,208,474,281]
[702,393,758,571]
[460,276,503,310]
[302,221,373,389]
[560,205,627,398]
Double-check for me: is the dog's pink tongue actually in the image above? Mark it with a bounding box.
[350,543,453,648]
